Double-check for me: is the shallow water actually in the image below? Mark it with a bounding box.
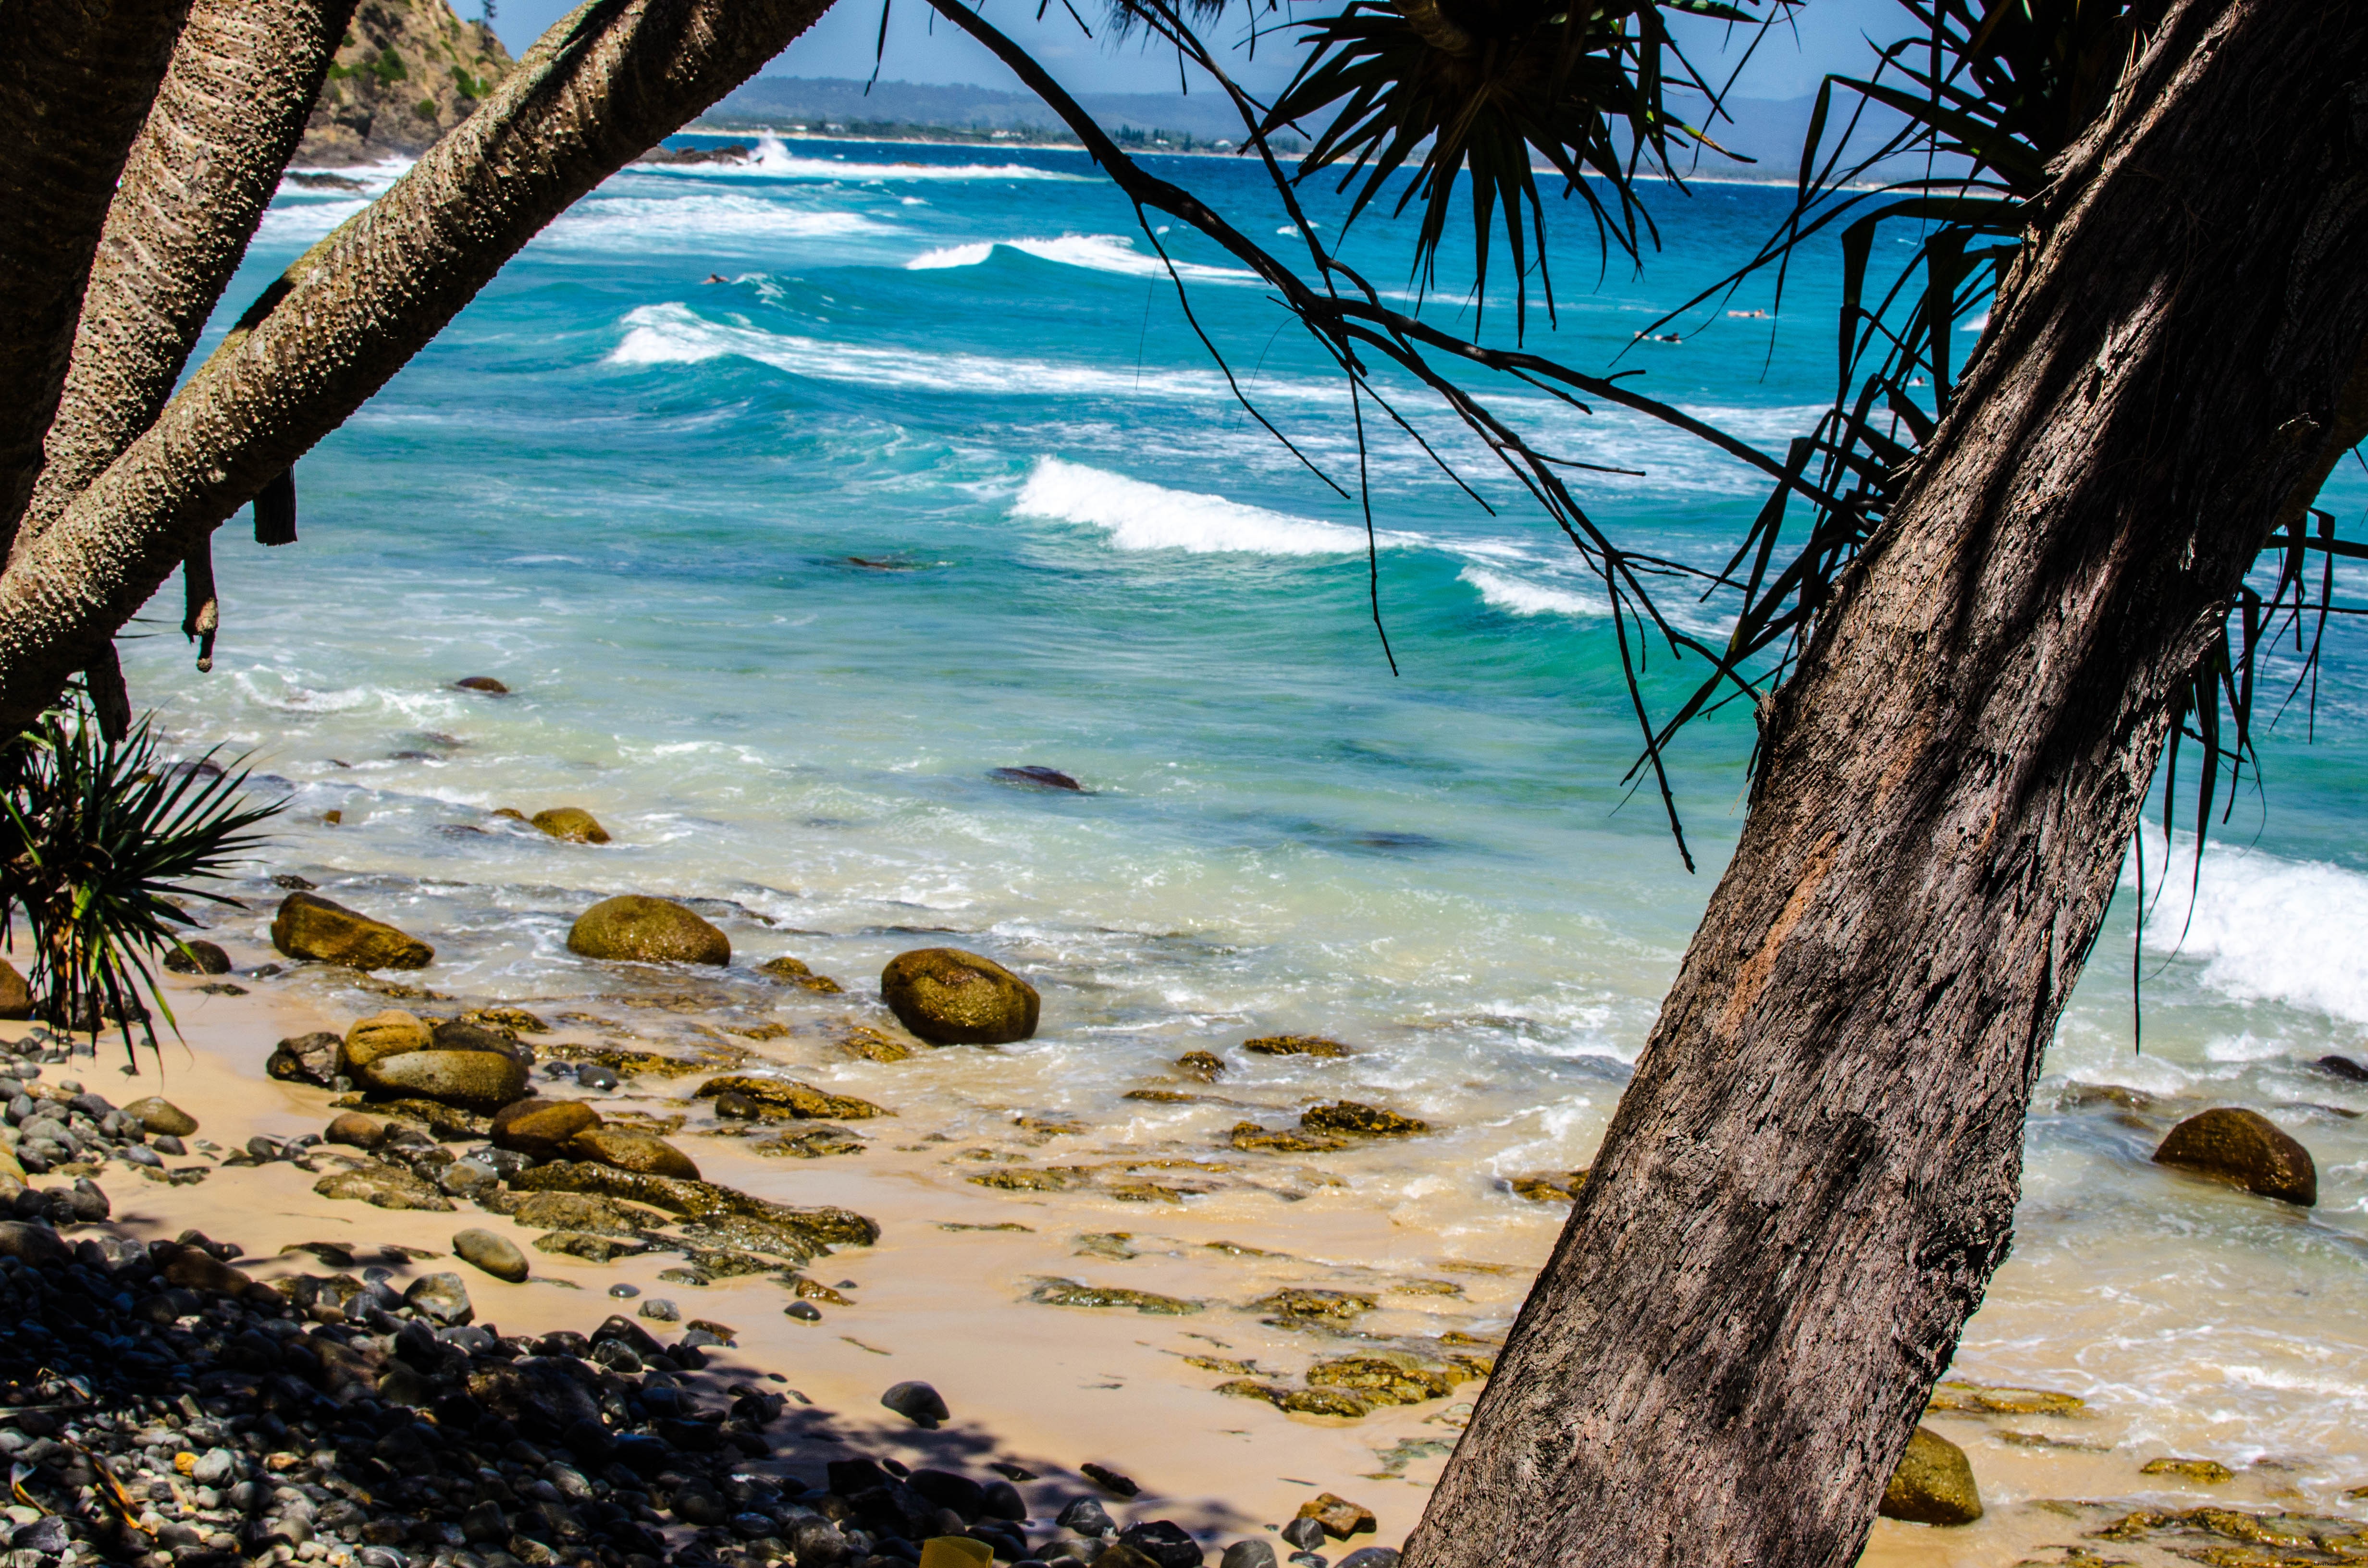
[114,132,2368,1538]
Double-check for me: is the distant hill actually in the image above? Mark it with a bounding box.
[298,0,515,165]
[705,75,1270,146]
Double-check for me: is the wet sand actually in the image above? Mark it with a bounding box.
[37,956,2356,1568]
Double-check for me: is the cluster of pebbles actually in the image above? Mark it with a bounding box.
[0,1211,1400,1568]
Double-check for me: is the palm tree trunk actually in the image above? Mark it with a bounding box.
[0,0,193,537]
[6,0,360,568]
[1405,3,2368,1563]
[0,0,837,730]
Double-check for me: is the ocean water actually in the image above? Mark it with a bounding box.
[126,134,2368,1508]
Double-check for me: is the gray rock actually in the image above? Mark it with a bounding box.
[1222,1543,1279,1568]
[638,1297,679,1323]
[576,1062,619,1091]
[405,1271,474,1325]
[190,1447,237,1486]
[1337,1552,1400,1568]
[1281,1519,1327,1552]
[1057,1498,1113,1537]
[453,1227,529,1284]
[981,1480,1026,1520]
[440,1159,500,1200]
[783,1300,820,1321]
[882,1379,950,1428]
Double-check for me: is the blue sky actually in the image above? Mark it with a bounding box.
[485,0,1905,104]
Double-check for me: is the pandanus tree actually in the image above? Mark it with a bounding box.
[0,0,2363,1560]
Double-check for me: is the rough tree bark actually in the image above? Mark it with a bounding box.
[0,0,838,729]
[1404,3,2368,1564]
[5,0,360,567]
[0,0,193,535]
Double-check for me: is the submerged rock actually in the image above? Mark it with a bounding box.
[991,765,1085,791]
[1231,1122,1345,1154]
[1251,1288,1375,1326]
[270,891,433,969]
[1245,1034,1352,1058]
[163,938,233,975]
[695,1074,885,1119]
[1881,1426,1983,1525]
[838,1024,914,1062]
[1301,1101,1428,1138]
[1176,1050,1226,1080]
[758,955,843,993]
[1926,1381,2085,1417]
[454,675,509,694]
[1029,1277,1201,1314]
[2153,1107,2317,1204]
[452,1226,529,1283]
[566,894,729,966]
[1505,1170,1587,1202]
[531,806,610,844]
[2141,1456,2235,1482]
[881,946,1039,1045]
[1219,1379,1374,1419]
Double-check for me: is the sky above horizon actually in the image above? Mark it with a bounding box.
[485,0,1905,107]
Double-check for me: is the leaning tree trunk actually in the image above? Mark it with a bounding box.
[1405,3,2368,1564]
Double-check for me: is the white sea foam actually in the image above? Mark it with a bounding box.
[907,233,1254,284]
[543,197,887,249]
[255,197,369,244]
[2128,823,2368,1025]
[608,303,1335,404]
[1459,566,1606,618]
[1013,457,1397,555]
[651,134,1090,183]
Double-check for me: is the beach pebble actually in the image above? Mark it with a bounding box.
[452,1226,529,1282]
[566,894,729,965]
[714,1090,762,1119]
[2153,1107,2317,1205]
[1337,1552,1399,1568]
[323,1110,389,1148]
[981,1479,1026,1520]
[1118,1521,1204,1568]
[122,1096,198,1137]
[567,1125,700,1180]
[882,947,1040,1044]
[403,1271,474,1325]
[609,1282,640,1298]
[1880,1425,1982,1525]
[1221,1542,1278,1568]
[270,891,434,970]
[490,1096,602,1159]
[784,1300,821,1321]
[162,939,233,975]
[576,1061,620,1090]
[882,1379,950,1428]
[268,1030,341,1085]
[532,806,611,843]
[1280,1518,1327,1551]
[1296,1494,1376,1542]
[638,1296,680,1323]
[438,1158,500,1199]
[1058,1498,1115,1537]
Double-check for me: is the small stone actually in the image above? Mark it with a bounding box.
[1058,1498,1115,1537]
[1337,1552,1401,1568]
[1222,1543,1278,1568]
[452,1227,527,1282]
[713,1092,761,1120]
[609,1282,640,1298]
[758,955,844,993]
[439,1158,499,1199]
[405,1271,474,1324]
[531,807,610,844]
[839,1024,914,1062]
[455,676,510,694]
[1279,1517,1327,1551]
[991,764,1084,790]
[2153,1107,2317,1204]
[566,894,728,965]
[490,1098,602,1160]
[1504,1170,1586,1202]
[638,1297,679,1323]
[784,1300,821,1321]
[1299,1102,1427,1138]
[575,1062,619,1090]
[1081,1462,1139,1498]
[694,1075,885,1120]
[1229,1122,1345,1154]
[1244,1035,1352,1058]
[324,1111,389,1149]
[2140,1456,2234,1483]
[1118,1521,1204,1568]
[315,1162,454,1212]
[1175,1051,1225,1080]
[1879,1425,1983,1526]
[341,1011,436,1072]
[882,1380,950,1428]
[163,940,233,975]
[533,1231,648,1262]
[567,1126,700,1180]
[268,1031,341,1085]
[122,1097,198,1137]
[881,947,1039,1045]
[270,892,434,970]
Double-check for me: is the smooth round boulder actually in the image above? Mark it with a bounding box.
[453,1227,530,1284]
[122,1097,198,1137]
[163,939,233,975]
[881,948,1039,1045]
[2153,1107,2317,1205]
[341,1011,434,1074]
[491,1098,603,1160]
[454,676,510,695]
[567,1127,700,1181]
[324,1111,389,1150]
[1879,1425,1983,1525]
[356,1049,530,1113]
[532,807,611,845]
[270,892,433,970]
[566,895,729,966]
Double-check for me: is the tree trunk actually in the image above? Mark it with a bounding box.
[0,0,838,731]
[6,0,359,567]
[1404,3,2368,1564]
[0,0,193,536]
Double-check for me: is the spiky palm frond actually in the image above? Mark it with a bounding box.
[1261,0,1773,334]
[0,702,278,1059]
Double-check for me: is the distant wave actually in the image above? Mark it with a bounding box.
[2129,823,2368,1025]
[609,303,1336,404]
[1013,457,1396,555]
[543,196,886,249]
[908,233,1254,284]
[1459,566,1606,618]
[645,134,1090,183]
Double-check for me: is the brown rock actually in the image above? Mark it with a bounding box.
[315,1162,455,1212]
[1301,1101,1428,1137]
[491,1098,603,1160]
[122,1096,198,1137]
[758,955,843,993]
[880,946,1039,1044]
[565,894,728,966]
[341,1010,435,1073]
[452,1227,529,1283]
[1295,1493,1377,1540]
[531,807,610,844]
[567,1126,700,1180]
[1245,1034,1352,1058]
[270,892,434,970]
[0,960,30,1021]
[838,1025,913,1063]
[162,1245,254,1296]
[354,1048,530,1113]
[324,1111,390,1150]
[1505,1170,1587,1202]
[0,1222,69,1264]
[1229,1122,1344,1153]
[454,676,509,694]
[1880,1426,1983,1525]
[1175,1051,1225,1080]
[268,1031,341,1085]
[163,939,233,975]
[2154,1107,2317,1204]
[694,1075,885,1120]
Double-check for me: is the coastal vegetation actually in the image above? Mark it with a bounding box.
[0,0,2362,1564]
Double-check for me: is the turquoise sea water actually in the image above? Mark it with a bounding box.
[125,135,2368,1493]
